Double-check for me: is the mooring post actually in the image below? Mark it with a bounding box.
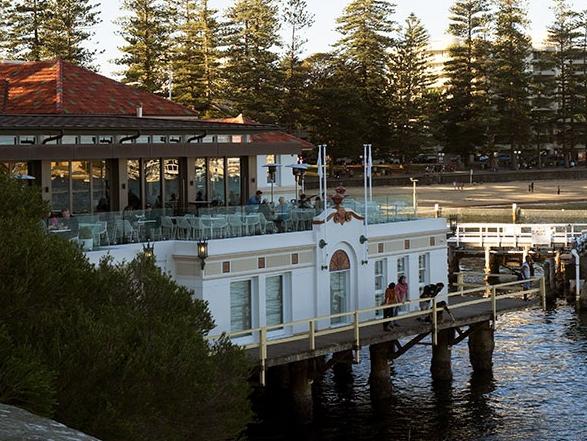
[431,328,454,381]
[369,342,393,400]
[288,360,313,422]
[468,321,494,373]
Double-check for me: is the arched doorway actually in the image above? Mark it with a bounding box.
[330,250,351,325]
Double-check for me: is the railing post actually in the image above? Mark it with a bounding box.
[309,320,316,351]
[540,276,546,310]
[353,310,360,363]
[432,298,438,346]
[259,328,267,387]
[457,273,464,294]
[491,286,497,330]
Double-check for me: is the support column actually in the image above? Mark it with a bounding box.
[448,247,460,285]
[543,259,557,303]
[332,350,353,381]
[288,360,313,422]
[431,328,454,381]
[484,247,491,275]
[468,321,494,373]
[369,342,392,399]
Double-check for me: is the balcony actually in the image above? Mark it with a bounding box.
[42,196,419,251]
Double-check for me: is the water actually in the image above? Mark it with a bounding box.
[246,305,587,441]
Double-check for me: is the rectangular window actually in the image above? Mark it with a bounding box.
[217,134,231,143]
[209,157,225,205]
[79,135,97,144]
[266,275,283,327]
[265,154,276,184]
[71,161,91,214]
[330,271,349,325]
[0,136,16,145]
[227,157,241,206]
[144,159,161,207]
[61,135,77,144]
[169,135,182,143]
[127,160,142,209]
[98,136,113,144]
[374,259,386,316]
[202,135,215,143]
[194,158,207,201]
[418,253,429,291]
[152,135,167,143]
[231,280,252,333]
[163,159,180,206]
[397,256,408,280]
[18,136,36,144]
[135,135,150,143]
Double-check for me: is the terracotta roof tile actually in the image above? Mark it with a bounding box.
[0,60,195,116]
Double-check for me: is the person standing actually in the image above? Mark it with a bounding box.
[382,282,396,331]
[396,275,408,306]
[521,255,533,300]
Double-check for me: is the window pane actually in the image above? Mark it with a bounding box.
[0,136,16,144]
[152,135,167,143]
[1,162,27,177]
[93,160,109,212]
[62,135,77,144]
[127,160,142,209]
[194,158,207,201]
[164,159,180,207]
[71,161,91,214]
[136,135,150,143]
[51,161,70,212]
[217,134,230,143]
[227,157,241,206]
[209,158,225,205]
[330,271,348,324]
[18,136,36,144]
[79,135,97,144]
[231,280,252,332]
[266,276,283,327]
[145,159,161,207]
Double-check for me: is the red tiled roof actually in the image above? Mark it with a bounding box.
[211,114,314,150]
[0,60,195,116]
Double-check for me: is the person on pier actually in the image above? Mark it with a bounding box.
[382,282,397,331]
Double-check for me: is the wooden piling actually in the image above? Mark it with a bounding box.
[468,321,494,373]
[431,328,455,381]
[288,360,313,422]
[369,342,393,399]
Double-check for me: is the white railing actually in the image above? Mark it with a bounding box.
[207,274,545,385]
[449,223,587,247]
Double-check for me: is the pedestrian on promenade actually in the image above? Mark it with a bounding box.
[531,182,535,192]
[557,185,561,195]
[382,282,396,331]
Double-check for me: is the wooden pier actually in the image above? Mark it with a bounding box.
[208,275,545,420]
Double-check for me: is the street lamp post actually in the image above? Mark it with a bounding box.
[410,178,418,215]
[514,150,522,169]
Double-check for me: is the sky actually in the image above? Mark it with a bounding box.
[95,0,585,79]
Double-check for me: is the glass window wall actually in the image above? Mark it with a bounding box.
[92,161,109,212]
[194,158,207,201]
[144,159,161,208]
[227,157,241,205]
[209,158,225,206]
[127,160,142,209]
[164,159,180,208]
[51,161,70,212]
[71,161,91,214]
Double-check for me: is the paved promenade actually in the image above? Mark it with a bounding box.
[346,179,587,208]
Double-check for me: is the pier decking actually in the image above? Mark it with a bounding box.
[255,294,538,367]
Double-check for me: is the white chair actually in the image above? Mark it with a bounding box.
[244,214,260,236]
[228,214,244,237]
[160,216,176,239]
[115,219,138,242]
[188,217,203,240]
[176,217,192,240]
[258,213,275,234]
[211,217,228,239]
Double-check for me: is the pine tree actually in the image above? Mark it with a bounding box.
[491,0,532,169]
[334,0,395,151]
[539,0,581,167]
[0,0,10,58]
[577,10,587,158]
[4,0,50,60]
[388,13,436,158]
[279,0,314,132]
[223,0,282,123]
[42,0,101,66]
[170,0,221,115]
[116,0,171,93]
[444,0,492,162]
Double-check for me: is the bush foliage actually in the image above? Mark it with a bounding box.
[0,174,251,440]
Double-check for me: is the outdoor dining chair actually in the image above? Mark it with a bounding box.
[160,216,176,240]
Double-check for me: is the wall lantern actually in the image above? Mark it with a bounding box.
[359,235,368,244]
[197,239,209,270]
[319,239,328,249]
[142,239,154,258]
[448,215,458,236]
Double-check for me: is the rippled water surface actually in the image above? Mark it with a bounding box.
[246,305,587,441]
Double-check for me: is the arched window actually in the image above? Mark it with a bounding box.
[329,249,350,272]
[330,250,350,325]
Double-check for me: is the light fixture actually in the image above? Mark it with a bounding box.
[361,259,368,265]
[449,215,458,236]
[143,240,154,257]
[197,239,208,270]
[319,239,327,249]
[359,235,368,244]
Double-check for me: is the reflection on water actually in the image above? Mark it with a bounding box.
[246,306,587,441]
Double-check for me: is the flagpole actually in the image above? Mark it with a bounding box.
[322,145,327,207]
[368,144,373,203]
[363,144,368,226]
[318,145,323,206]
